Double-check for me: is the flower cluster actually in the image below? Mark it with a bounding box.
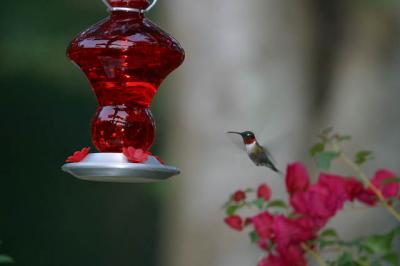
[224,162,399,266]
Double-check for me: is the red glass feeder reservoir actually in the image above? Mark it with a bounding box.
[62,0,185,182]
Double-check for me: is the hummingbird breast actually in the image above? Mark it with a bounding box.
[245,141,258,153]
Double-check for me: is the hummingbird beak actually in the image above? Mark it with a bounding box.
[227,131,242,135]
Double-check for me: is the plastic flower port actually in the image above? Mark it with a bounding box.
[65,147,91,163]
[122,147,150,163]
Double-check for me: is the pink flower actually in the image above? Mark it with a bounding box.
[258,245,306,266]
[356,189,377,206]
[290,184,337,223]
[356,169,399,206]
[285,162,310,195]
[258,255,284,266]
[66,147,90,163]
[232,190,246,202]
[251,211,274,239]
[319,173,354,202]
[290,172,361,227]
[372,169,399,199]
[122,147,149,163]
[296,216,326,232]
[282,245,307,266]
[224,215,244,231]
[256,238,269,251]
[345,178,365,201]
[257,184,272,201]
[272,216,315,249]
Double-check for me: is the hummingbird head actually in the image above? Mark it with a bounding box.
[227,131,256,145]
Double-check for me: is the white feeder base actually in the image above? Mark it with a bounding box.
[62,153,180,183]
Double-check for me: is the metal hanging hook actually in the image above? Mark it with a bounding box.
[101,0,158,13]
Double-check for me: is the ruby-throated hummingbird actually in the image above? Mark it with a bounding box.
[227,131,280,173]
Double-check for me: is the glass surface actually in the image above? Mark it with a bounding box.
[107,0,149,9]
[68,9,185,152]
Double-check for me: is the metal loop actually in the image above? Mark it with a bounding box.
[101,0,158,13]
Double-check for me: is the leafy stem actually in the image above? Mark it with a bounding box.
[301,243,327,266]
[340,152,400,222]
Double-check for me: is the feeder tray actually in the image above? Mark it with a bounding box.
[62,153,180,183]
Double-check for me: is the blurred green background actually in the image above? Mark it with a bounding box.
[2,1,400,266]
[0,1,169,265]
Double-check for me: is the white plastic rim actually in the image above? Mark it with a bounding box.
[101,0,158,13]
[62,153,180,183]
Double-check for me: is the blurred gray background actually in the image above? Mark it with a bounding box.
[0,0,399,265]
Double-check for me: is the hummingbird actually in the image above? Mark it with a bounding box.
[227,131,280,173]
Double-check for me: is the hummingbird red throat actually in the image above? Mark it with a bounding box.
[227,131,280,173]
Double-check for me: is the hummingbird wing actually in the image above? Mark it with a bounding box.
[261,145,277,165]
[254,145,280,172]
[226,132,246,151]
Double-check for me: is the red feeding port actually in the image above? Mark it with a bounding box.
[68,9,185,152]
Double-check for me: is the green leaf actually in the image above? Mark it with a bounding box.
[226,205,238,216]
[381,177,400,185]
[337,252,354,266]
[266,199,288,209]
[254,199,265,210]
[0,255,14,264]
[310,143,325,157]
[319,239,338,249]
[354,257,370,266]
[390,226,400,236]
[317,151,340,170]
[249,231,259,243]
[370,261,382,266]
[335,135,352,142]
[320,228,339,239]
[355,151,374,165]
[361,233,394,254]
[322,127,334,136]
[382,252,399,266]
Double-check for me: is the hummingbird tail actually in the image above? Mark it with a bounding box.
[270,164,283,175]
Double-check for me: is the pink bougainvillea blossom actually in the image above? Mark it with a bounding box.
[224,215,244,231]
[285,162,310,195]
[371,169,399,199]
[66,147,91,163]
[258,255,284,266]
[288,169,368,230]
[273,216,315,249]
[251,211,274,239]
[224,159,400,266]
[232,190,246,202]
[355,169,399,206]
[257,244,307,266]
[257,184,272,201]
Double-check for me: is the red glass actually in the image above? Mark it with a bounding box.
[107,0,149,9]
[68,6,185,153]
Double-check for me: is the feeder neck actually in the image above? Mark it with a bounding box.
[106,0,150,9]
[110,10,145,19]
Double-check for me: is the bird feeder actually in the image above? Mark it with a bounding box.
[62,0,185,183]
